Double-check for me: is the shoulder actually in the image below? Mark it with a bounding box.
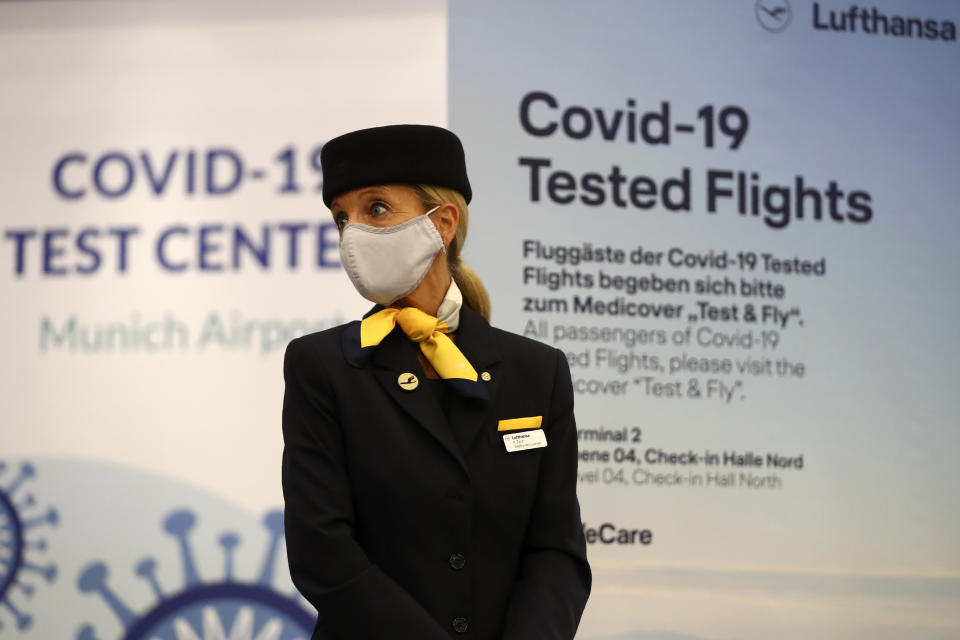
[458,305,560,363]
[459,305,563,370]
[489,324,561,364]
[283,322,353,378]
[482,323,570,393]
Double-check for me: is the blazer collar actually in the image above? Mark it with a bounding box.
[342,303,502,473]
[447,304,500,371]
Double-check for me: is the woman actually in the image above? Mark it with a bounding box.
[282,124,591,639]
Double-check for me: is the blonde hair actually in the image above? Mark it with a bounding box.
[412,184,492,321]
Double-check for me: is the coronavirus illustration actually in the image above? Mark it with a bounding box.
[76,508,313,640]
[0,461,59,632]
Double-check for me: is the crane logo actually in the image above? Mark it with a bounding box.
[0,461,59,632]
[756,0,792,32]
[75,508,313,640]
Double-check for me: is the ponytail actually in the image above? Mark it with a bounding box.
[452,261,491,322]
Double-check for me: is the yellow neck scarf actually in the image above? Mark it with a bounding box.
[360,307,479,383]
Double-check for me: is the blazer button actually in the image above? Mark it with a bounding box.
[451,617,469,634]
[449,553,466,570]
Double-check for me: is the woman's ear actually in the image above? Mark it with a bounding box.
[432,203,460,247]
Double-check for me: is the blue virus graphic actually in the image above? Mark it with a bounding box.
[0,461,59,632]
[76,508,313,640]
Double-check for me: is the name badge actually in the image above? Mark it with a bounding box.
[503,429,547,453]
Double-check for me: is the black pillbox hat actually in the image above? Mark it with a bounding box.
[321,124,472,207]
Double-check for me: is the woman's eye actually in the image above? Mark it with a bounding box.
[370,202,389,216]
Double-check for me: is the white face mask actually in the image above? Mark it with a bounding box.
[339,206,445,306]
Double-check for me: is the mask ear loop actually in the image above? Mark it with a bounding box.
[424,204,447,254]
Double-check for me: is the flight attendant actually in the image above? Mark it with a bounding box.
[282,124,591,639]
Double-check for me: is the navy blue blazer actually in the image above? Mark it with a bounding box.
[282,304,591,639]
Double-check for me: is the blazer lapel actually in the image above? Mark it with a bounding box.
[448,306,502,455]
[369,327,469,476]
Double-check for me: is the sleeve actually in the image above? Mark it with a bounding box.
[501,348,592,640]
[281,337,450,639]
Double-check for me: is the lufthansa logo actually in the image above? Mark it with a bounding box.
[756,0,791,32]
[398,373,419,391]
